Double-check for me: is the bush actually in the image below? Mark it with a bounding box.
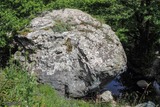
[0,64,37,106]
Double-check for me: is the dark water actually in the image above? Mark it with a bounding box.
[101,70,160,105]
[101,75,126,97]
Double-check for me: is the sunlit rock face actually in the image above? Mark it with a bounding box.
[14,9,127,97]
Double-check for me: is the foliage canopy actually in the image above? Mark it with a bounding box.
[0,0,160,73]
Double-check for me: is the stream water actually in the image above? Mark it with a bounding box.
[100,69,160,105]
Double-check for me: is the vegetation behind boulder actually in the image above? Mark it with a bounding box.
[1,0,160,73]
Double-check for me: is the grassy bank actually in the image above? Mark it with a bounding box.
[0,62,116,107]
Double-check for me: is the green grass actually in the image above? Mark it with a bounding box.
[0,62,115,107]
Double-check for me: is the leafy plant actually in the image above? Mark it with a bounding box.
[0,64,37,106]
[17,28,32,36]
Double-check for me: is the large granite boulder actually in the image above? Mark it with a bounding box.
[14,9,127,97]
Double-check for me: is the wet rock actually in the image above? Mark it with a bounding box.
[14,9,127,97]
[151,56,160,84]
[153,81,160,95]
[135,101,155,107]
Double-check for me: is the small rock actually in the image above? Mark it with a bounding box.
[135,101,155,107]
[125,106,131,107]
[99,91,113,102]
[153,81,160,95]
[137,80,150,88]
[151,57,160,84]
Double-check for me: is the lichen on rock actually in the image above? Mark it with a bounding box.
[14,8,127,98]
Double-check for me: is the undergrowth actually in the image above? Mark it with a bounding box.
[0,61,114,107]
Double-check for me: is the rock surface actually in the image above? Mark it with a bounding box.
[136,80,150,88]
[99,91,113,102]
[153,81,160,96]
[151,56,160,84]
[14,9,127,97]
[135,101,155,107]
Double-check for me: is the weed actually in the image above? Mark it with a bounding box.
[51,20,71,33]
[94,15,106,24]
[17,28,32,36]
[42,27,50,31]
[64,38,73,53]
